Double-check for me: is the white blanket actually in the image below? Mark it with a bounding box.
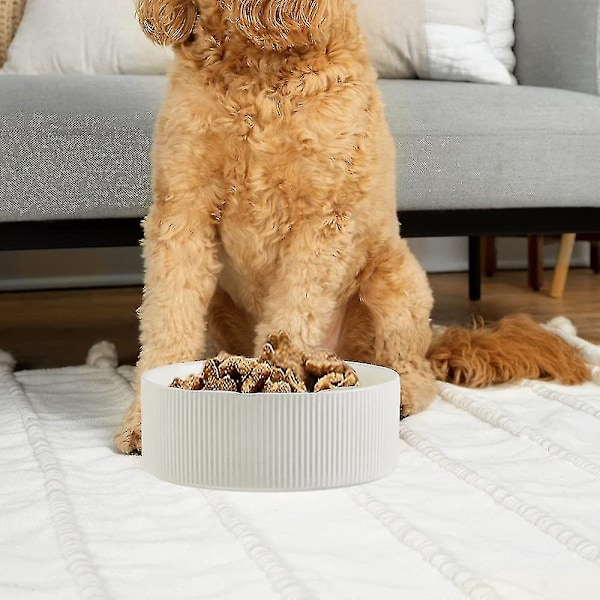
[1,327,600,600]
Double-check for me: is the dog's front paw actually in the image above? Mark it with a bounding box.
[115,396,142,454]
[114,422,142,455]
[398,362,437,418]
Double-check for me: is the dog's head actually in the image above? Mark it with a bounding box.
[136,0,328,50]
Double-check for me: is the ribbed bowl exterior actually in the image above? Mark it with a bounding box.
[142,362,400,491]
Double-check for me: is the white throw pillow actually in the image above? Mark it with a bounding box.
[486,0,517,76]
[1,0,172,75]
[354,0,516,84]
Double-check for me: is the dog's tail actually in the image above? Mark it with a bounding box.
[427,314,590,387]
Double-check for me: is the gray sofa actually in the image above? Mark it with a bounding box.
[1,0,599,300]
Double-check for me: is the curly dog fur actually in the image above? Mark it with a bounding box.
[428,314,590,387]
[115,0,589,454]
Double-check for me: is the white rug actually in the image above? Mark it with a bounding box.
[1,320,600,600]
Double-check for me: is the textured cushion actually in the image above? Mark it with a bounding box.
[380,80,600,211]
[354,0,515,84]
[0,75,167,222]
[1,0,172,75]
[513,0,600,95]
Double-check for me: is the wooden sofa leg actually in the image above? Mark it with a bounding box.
[550,233,576,299]
[468,236,482,301]
[527,235,544,291]
[591,241,599,274]
[483,236,497,277]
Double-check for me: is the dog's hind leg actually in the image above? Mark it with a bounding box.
[427,314,590,387]
[114,203,221,454]
[339,237,437,417]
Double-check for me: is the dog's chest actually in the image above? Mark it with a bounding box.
[200,76,372,308]
[216,185,301,283]
[215,167,356,316]
[205,76,369,200]
[210,94,356,228]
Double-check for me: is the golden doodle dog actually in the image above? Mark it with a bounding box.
[115,0,589,454]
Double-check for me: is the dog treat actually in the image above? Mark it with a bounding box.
[262,379,293,394]
[169,332,359,393]
[259,332,307,382]
[170,374,203,391]
[240,361,272,393]
[314,372,346,392]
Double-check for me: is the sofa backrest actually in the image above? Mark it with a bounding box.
[0,0,25,67]
[514,0,600,95]
[3,0,599,97]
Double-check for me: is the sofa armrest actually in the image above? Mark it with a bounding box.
[514,0,599,95]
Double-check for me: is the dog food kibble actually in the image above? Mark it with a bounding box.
[169,332,359,393]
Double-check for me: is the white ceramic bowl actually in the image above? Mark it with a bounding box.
[141,361,400,491]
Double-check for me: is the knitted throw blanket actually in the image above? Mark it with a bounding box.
[1,320,600,598]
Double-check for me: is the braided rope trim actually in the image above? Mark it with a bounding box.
[203,491,315,600]
[520,379,600,420]
[439,382,600,478]
[1,366,107,599]
[347,486,502,600]
[401,427,600,568]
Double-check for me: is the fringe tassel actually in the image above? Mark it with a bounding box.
[0,350,16,371]
[86,342,118,369]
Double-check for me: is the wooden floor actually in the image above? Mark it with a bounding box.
[1,268,598,370]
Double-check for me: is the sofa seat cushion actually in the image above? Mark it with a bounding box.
[1,75,599,223]
[0,75,166,222]
[382,80,600,212]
